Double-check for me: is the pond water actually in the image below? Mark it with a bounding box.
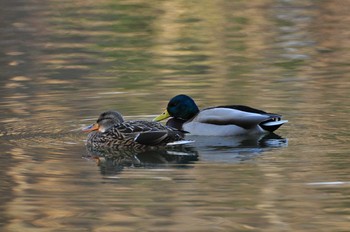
[1,0,350,231]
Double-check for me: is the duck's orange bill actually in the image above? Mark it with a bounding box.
[82,123,99,132]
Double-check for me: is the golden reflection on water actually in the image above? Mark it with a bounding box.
[1,0,350,231]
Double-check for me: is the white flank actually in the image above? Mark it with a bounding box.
[195,108,271,124]
[183,122,264,136]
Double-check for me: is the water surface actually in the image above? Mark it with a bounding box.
[1,0,350,231]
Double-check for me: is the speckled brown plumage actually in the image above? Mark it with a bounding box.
[84,111,185,150]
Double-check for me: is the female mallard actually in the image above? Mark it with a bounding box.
[153,94,288,136]
[83,111,187,150]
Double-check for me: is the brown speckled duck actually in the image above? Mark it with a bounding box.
[83,111,187,150]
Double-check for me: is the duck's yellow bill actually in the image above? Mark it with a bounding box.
[82,123,99,132]
[153,110,170,122]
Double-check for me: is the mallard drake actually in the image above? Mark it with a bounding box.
[83,111,187,150]
[153,94,288,136]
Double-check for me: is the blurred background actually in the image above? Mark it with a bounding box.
[1,0,350,231]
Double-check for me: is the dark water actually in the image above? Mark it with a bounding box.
[1,0,350,231]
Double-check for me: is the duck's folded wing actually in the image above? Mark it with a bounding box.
[116,121,165,133]
[134,131,179,146]
[196,108,279,129]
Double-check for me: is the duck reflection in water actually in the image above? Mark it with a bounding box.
[84,146,199,175]
[188,133,287,163]
[83,133,287,175]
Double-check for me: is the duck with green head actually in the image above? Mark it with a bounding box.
[153,94,288,136]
